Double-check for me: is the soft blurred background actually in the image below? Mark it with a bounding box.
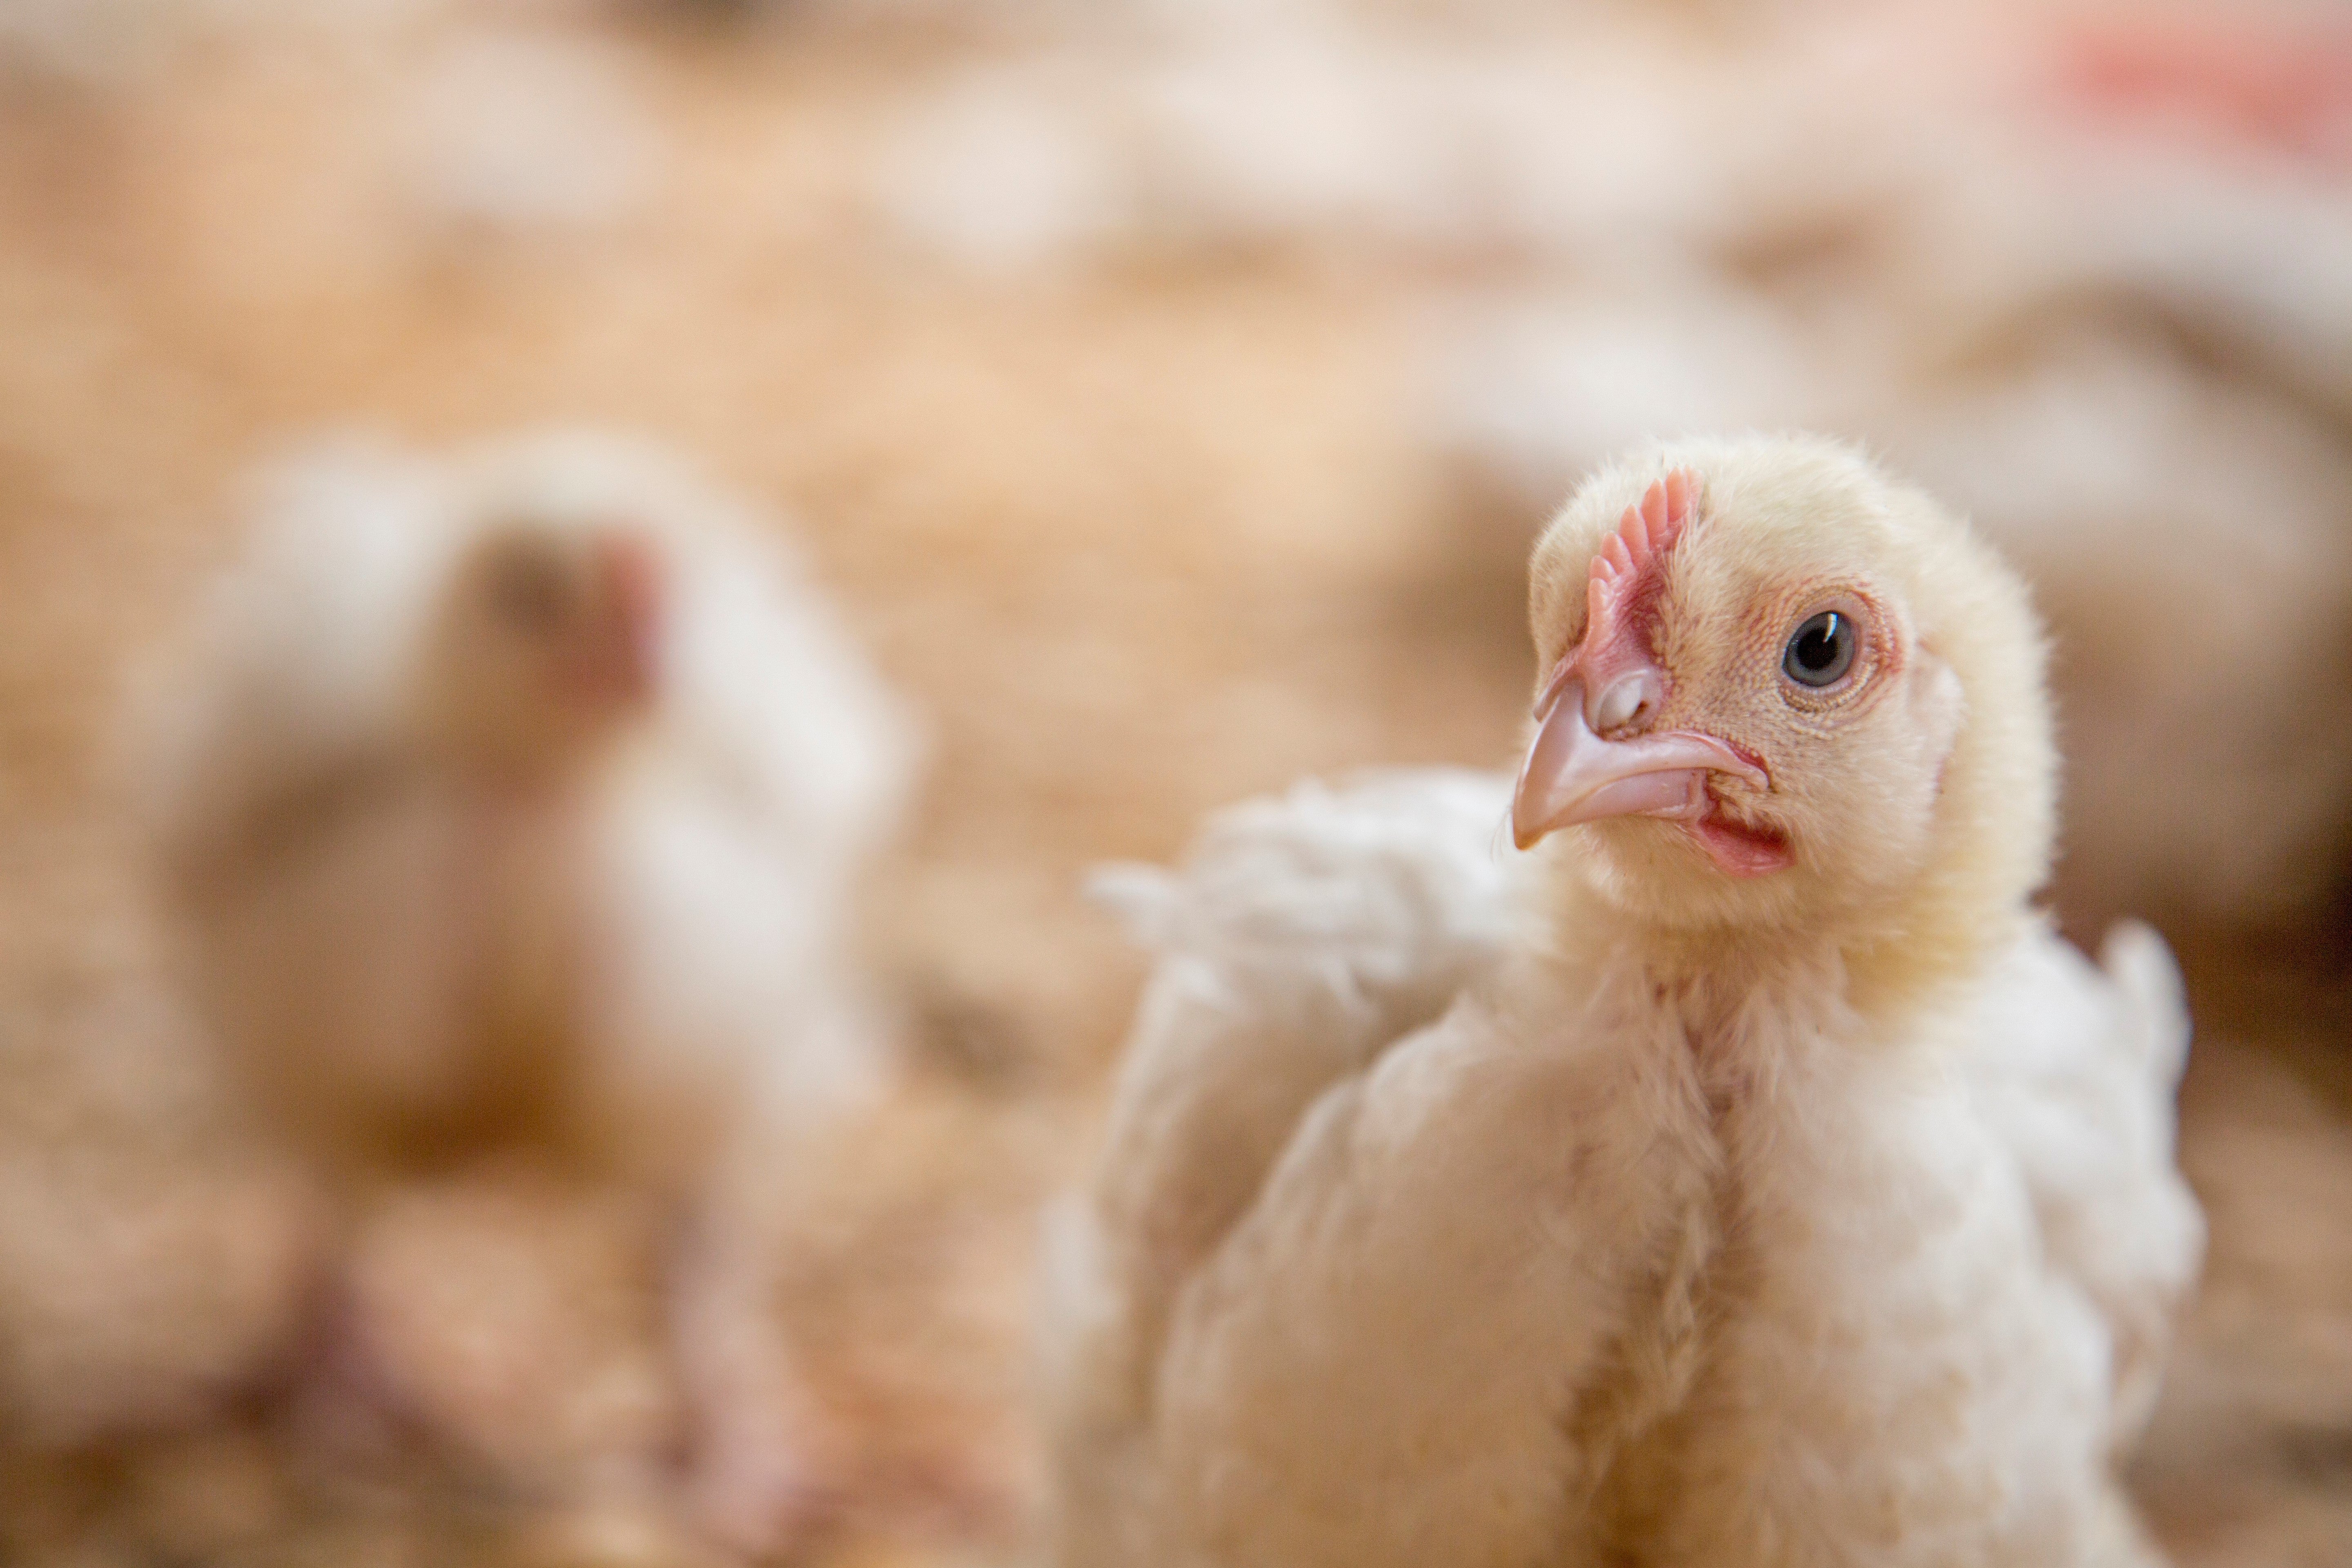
[1,0,2349,1563]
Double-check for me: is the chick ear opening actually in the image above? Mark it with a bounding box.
[1912,650,1967,795]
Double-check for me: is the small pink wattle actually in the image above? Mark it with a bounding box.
[1686,813,1795,878]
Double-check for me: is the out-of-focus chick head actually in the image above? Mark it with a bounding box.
[1517,435,2053,963]
[414,514,667,777]
[140,428,919,935]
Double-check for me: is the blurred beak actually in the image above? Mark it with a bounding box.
[585,532,662,704]
[1510,674,1765,851]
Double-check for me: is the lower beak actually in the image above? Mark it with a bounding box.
[1510,676,1766,851]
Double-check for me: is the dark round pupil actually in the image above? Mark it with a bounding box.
[1784,611,1854,687]
[1794,615,1841,669]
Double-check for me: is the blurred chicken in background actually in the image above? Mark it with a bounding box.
[135,432,918,1555]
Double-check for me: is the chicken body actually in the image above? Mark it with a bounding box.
[1046,437,2201,1567]
[141,430,916,1550]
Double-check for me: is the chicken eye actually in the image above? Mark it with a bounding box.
[1782,610,1857,688]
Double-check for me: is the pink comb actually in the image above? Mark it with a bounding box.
[1533,469,1699,720]
[593,528,665,702]
[1583,469,1696,667]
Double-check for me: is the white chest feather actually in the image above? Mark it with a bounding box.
[1554,957,2118,1568]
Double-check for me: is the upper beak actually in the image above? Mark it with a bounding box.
[1510,674,1766,851]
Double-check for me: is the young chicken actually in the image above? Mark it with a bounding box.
[141,431,916,1555]
[1045,436,2202,1568]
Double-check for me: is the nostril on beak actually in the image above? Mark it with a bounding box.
[1591,672,1660,736]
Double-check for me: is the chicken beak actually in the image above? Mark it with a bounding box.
[1510,675,1765,851]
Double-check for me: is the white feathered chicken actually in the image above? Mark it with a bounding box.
[1045,435,2202,1567]
[140,430,916,1553]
